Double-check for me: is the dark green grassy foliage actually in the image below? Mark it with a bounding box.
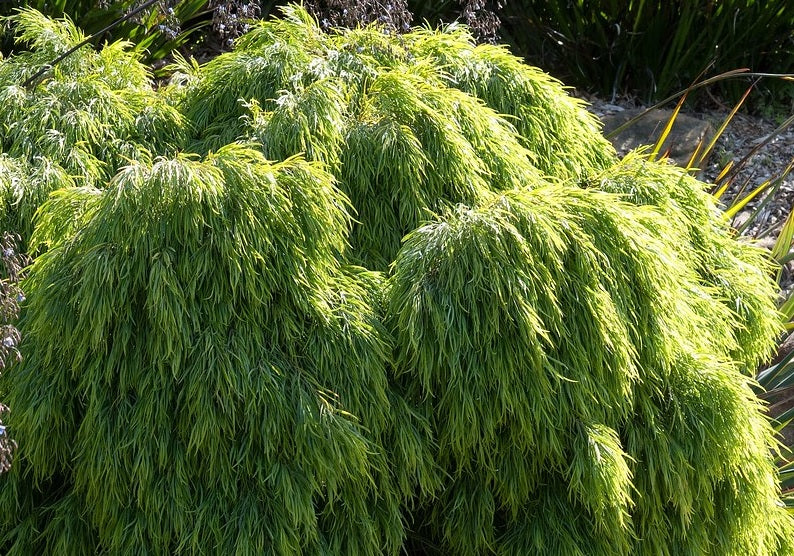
[0,6,793,555]
[502,1,794,106]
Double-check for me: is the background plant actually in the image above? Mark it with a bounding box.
[1,1,210,63]
[500,0,794,107]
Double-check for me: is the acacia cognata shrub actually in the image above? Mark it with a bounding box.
[0,145,437,554]
[389,186,793,554]
[0,5,792,555]
[0,8,186,247]
[176,5,613,269]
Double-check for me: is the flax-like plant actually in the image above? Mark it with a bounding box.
[501,0,794,106]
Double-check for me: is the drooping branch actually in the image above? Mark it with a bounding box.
[23,0,160,89]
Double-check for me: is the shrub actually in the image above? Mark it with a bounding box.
[178,7,613,267]
[389,183,788,554]
[0,8,185,245]
[0,7,792,555]
[0,146,438,554]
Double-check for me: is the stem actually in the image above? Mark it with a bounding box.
[23,0,161,90]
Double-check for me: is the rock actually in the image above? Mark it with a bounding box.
[755,234,778,251]
[730,210,754,230]
[601,108,714,166]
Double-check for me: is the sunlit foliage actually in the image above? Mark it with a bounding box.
[0,9,186,192]
[593,154,782,371]
[0,146,440,554]
[0,6,791,555]
[389,185,792,554]
[178,5,605,268]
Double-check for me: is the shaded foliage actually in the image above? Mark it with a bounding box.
[501,0,794,106]
[209,0,261,44]
[409,0,504,44]
[0,232,25,476]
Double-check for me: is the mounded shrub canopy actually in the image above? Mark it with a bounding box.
[0,6,792,555]
[389,186,790,554]
[177,6,611,269]
[592,154,781,369]
[1,146,438,554]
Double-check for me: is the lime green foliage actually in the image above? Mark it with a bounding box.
[0,9,186,248]
[0,9,186,189]
[0,6,792,555]
[594,154,781,371]
[389,186,792,554]
[0,146,441,554]
[404,26,617,180]
[1,0,210,65]
[179,6,608,267]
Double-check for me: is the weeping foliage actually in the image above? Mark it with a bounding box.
[388,186,793,555]
[0,145,442,554]
[0,9,186,204]
[0,155,74,248]
[593,153,781,371]
[178,6,590,268]
[0,6,792,556]
[337,68,543,269]
[403,25,618,181]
